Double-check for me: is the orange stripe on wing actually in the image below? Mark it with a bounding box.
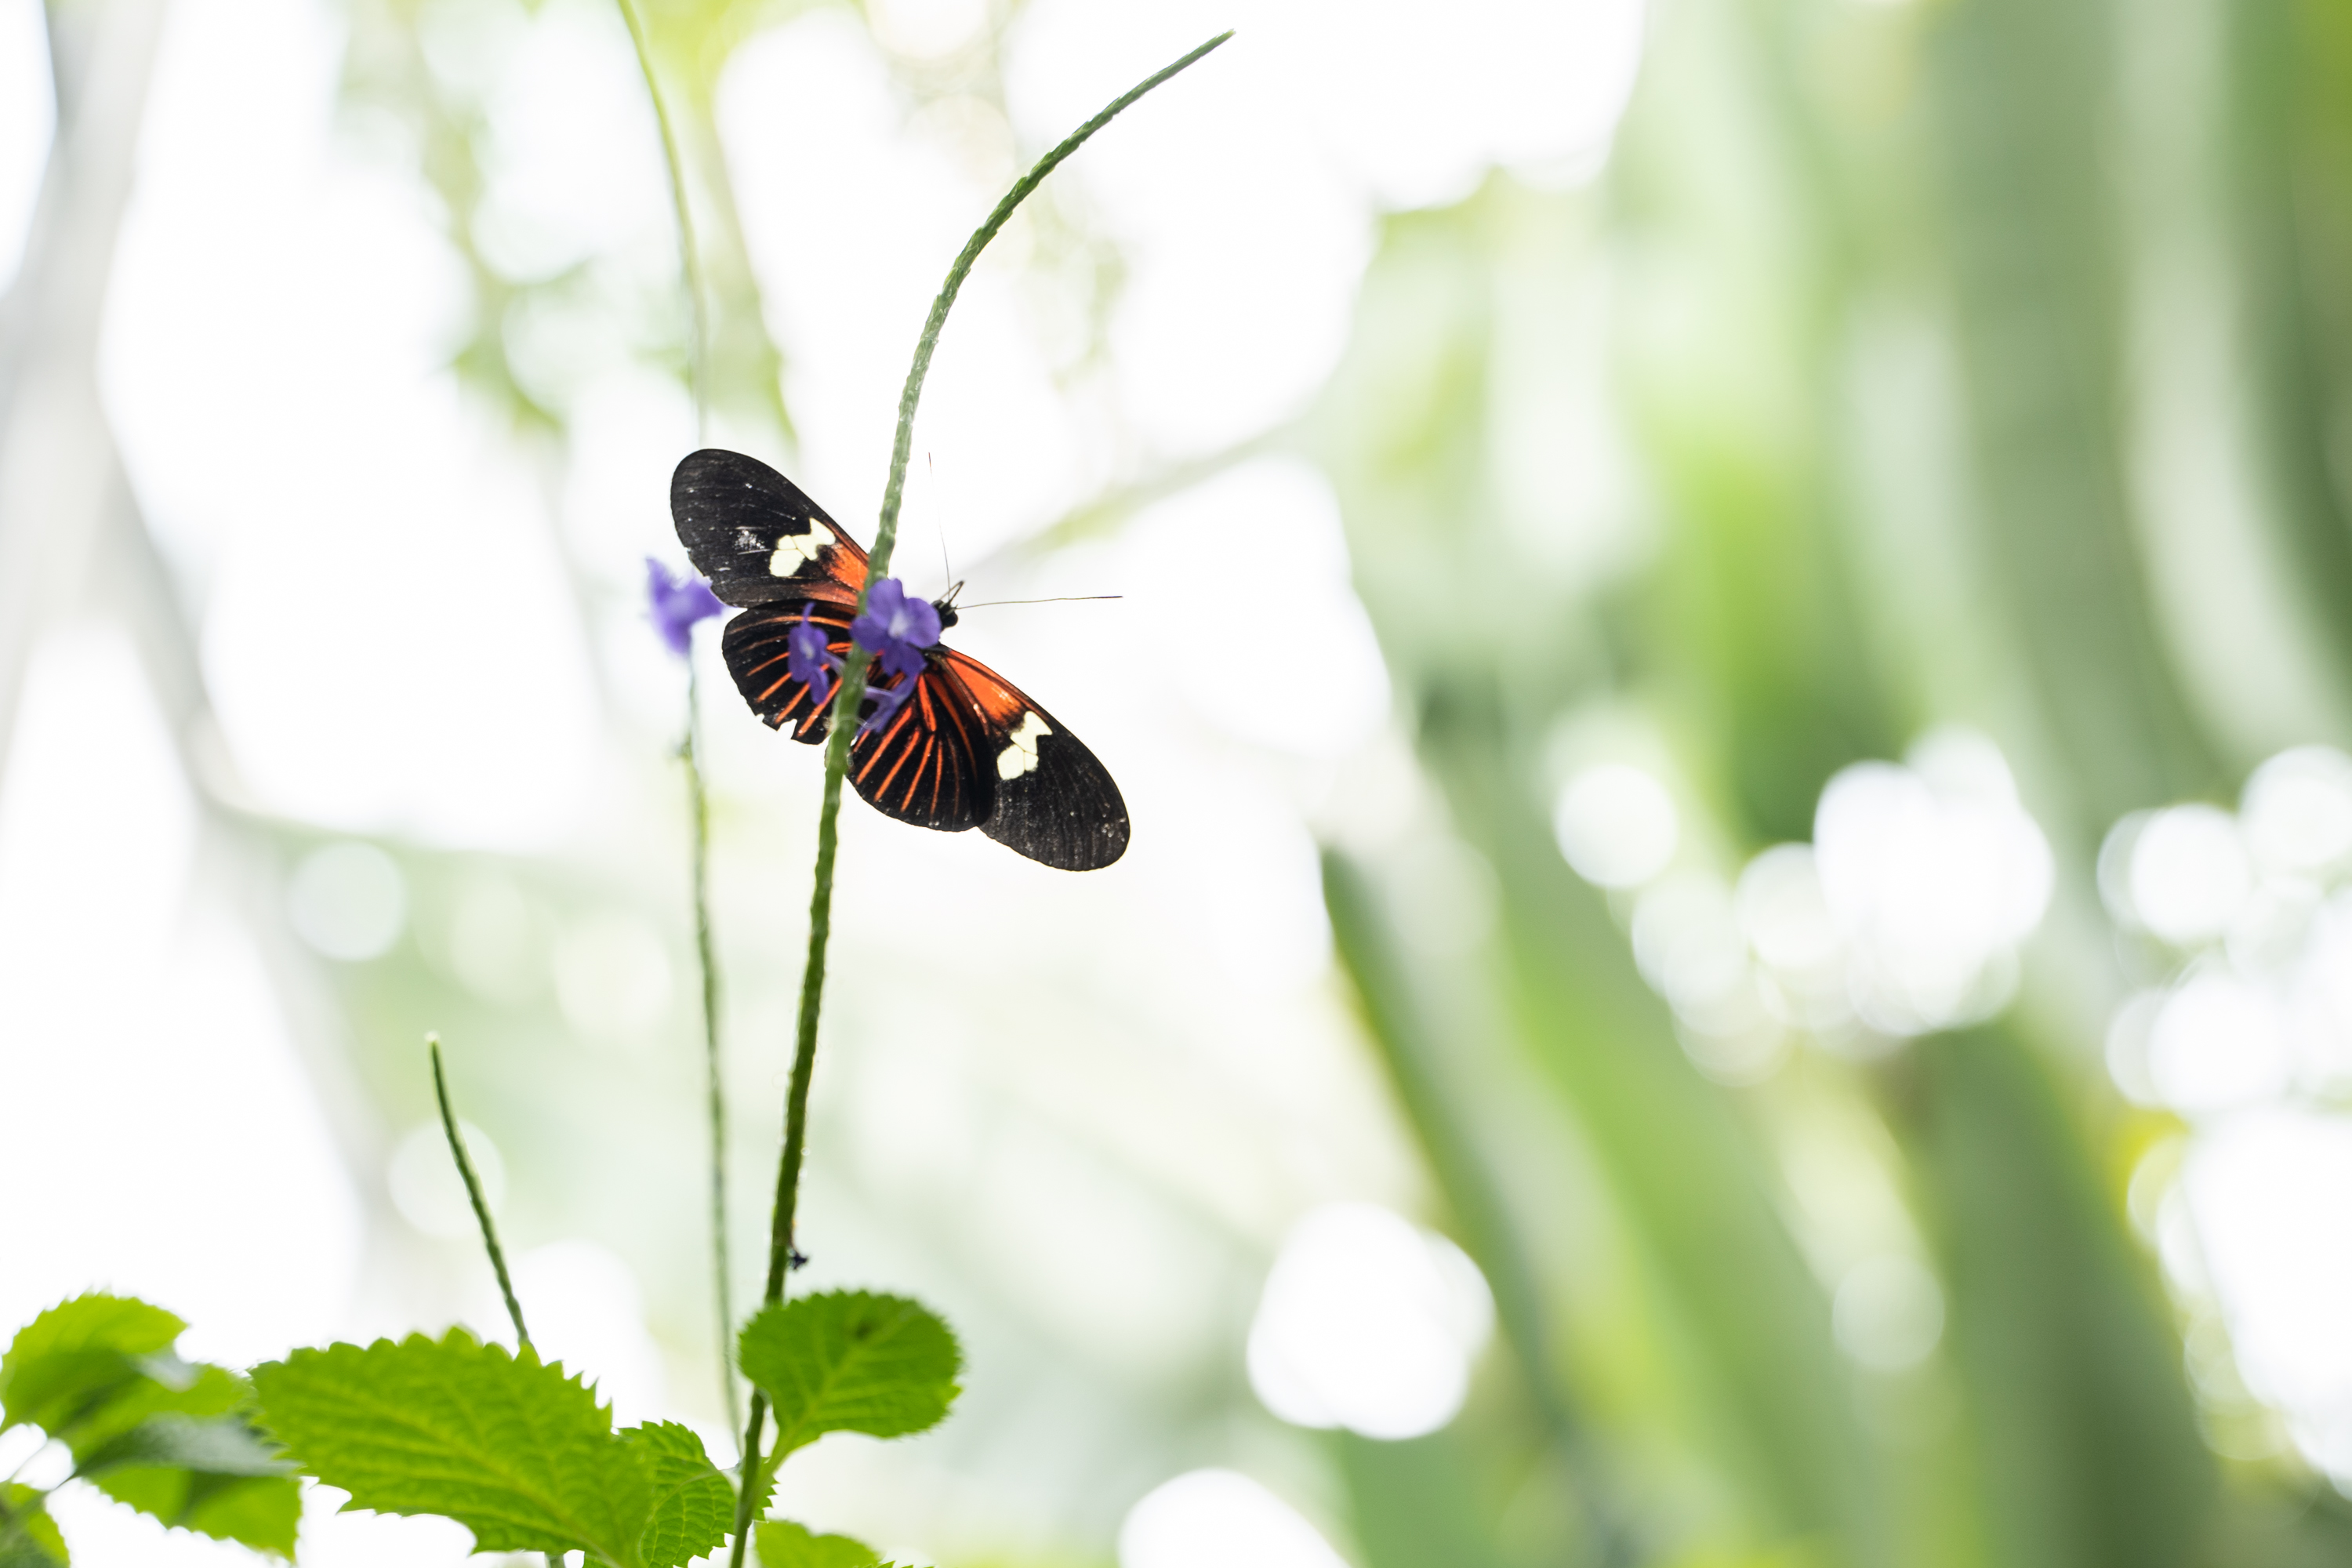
[935,647,1037,729]
[869,700,926,804]
[914,681,949,818]
[851,678,920,789]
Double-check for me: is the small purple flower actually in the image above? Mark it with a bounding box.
[850,578,941,683]
[786,603,843,709]
[645,557,723,659]
[857,673,916,739]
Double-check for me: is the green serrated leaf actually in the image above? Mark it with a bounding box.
[93,1466,301,1559]
[74,1410,302,1556]
[1,1297,296,1556]
[0,1485,68,1567]
[251,1330,654,1565]
[78,1411,293,1479]
[61,1363,245,1466]
[0,1294,250,1475]
[1,1295,183,1441]
[618,1421,733,1568]
[736,1294,960,1460]
[170,1473,300,1559]
[754,1519,880,1568]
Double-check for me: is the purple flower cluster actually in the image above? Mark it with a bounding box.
[778,579,939,738]
[848,579,938,737]
[851,579,941,680]
[786,604,841,710]
[644,558,723,659]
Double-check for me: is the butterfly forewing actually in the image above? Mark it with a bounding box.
[673,449,868,608]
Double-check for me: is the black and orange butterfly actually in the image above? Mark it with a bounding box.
[671,448,1129,871]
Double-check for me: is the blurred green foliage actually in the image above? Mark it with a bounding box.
[0,1295,301,1561]
[340,0,794,439]
[1305,0,2352,1560]
[270,0,2352,1561]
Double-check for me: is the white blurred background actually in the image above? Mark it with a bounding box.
[12,0,2352,1562]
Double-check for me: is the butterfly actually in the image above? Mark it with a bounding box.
[671,448,1130,871]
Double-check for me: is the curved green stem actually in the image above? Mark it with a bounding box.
[721,34,1232,1567]
[865,30,1232,588]
[429,1036,529,1351]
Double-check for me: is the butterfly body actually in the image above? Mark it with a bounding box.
[672,449,1129,871]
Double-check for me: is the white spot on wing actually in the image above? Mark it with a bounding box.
[996,711,1051,781]
[769,529,826,577]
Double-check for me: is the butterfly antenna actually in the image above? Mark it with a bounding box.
[929,452,953,590]
[956,594,1124,610]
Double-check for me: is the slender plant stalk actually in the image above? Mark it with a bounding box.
[684,661,742,1431]
[429,1035,529,1349]
[618,0,708,437]
[867,30,1232,586]
[622,0,739,1432]
[433,1037,560,1568]
[722,34,1232,1567]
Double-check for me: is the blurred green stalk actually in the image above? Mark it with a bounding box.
[1323,849,1639,1566]
[618,0,709,440]
[683,660,739,1432]
[620,0,739,1432]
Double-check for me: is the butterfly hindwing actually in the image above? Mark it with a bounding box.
[720,602,856,742]
[720,606,995,833]
[846,664,993,835]
[673,448,868,608]
[938,649,1130,872]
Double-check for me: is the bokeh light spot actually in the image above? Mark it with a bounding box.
[2126,804,2252,946]
[287,840,407,961]
[1813,737,2051,1035]
[1247,1202,1494,1440]
[2183,1108,2352,1484]
[2241,746,2352,879]
[1119,1469,1350,1568]
[2147,967,2293,1116]
[1554,762,1679,888]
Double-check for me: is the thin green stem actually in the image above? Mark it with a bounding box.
[429,1036,529,1350]
[721,34,1231,1568]
[865,30,1232,587]
[626,0,737,1436]
[618,0,709,438]
[684,659,741,1432]
[432,1039,558,1568]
